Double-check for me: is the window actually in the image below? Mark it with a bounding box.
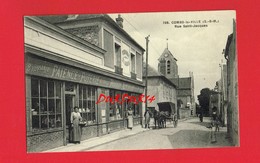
[131,53,135,73]
[31,78,62,132]
[78,85,96,125]
[115,91,123,120]
[167,60,171,74]
[115,43,121,67]
[136,52,142,79]
[109,90,123,121]
[132,93,140,117]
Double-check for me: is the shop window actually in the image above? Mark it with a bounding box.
[31,78,62,132]
[115,91,123,120]
[109,90,123,121]
[78,85,96,125]
[109,90,116,121]
[65,82,75,92]
[132,93,140,117]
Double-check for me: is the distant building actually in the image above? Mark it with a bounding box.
[158,47,195,117]
[158,48,178,78]
[223,20,239,146]
[143,64,177,113]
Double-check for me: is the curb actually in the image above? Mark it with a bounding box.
[80,128,150,151]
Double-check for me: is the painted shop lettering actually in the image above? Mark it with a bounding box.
[26,63,51,74]
[52,66,79,80]
[96,93,156,104]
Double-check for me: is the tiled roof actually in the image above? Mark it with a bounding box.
[143,64,177,88]
[143,64,162,77]
[170,77,191,89]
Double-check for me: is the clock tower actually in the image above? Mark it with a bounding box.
[158,47,178,79]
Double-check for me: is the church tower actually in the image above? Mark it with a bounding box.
[158,46,178,79]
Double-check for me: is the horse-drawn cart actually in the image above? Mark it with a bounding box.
[154,102,177,128]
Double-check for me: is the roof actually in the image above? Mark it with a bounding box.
[143,64,177,88]
[143,64,162,77]
[170,77,192,89]
[158,48,177,61]
[38,14,145,52]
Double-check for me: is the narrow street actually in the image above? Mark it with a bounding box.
[84,117,233,151]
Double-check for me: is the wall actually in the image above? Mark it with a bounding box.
[27,131,63,152]
[147,77,177,111]
[226,22,239,146]
[24,18,105,69]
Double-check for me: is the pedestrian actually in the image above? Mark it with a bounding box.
[144,109,151,129]
[127,108,133,130]
[210,120,217,143]
[172,112,178,128]
[216,116,220,132]
[70,106,82,144]
[212,106,217,120]
[199,113,203,122]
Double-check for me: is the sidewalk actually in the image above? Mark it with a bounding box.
[43,125,149,153]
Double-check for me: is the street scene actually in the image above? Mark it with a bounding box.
[24,11,239,152]
[45,117,232,152]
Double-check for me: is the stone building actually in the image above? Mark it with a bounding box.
[143,65,177,113]
[158,47,195,118]
[224,20,239,146]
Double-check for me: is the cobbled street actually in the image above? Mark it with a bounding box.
[84,117,233,151]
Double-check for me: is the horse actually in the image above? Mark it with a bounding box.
[153,110,167,129]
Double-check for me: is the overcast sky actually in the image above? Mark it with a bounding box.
[110,11,236,102]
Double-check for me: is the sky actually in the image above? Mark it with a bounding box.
[109,11,236,102]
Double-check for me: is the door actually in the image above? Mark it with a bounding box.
[65,94,75,143]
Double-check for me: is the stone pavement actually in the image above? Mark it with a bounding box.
[43,117,231,152]
[43,124,150,153]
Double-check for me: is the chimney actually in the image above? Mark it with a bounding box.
[116,14,123,28]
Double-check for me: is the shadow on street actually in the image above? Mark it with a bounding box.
[188,121,211,128]
[166,129,233,148]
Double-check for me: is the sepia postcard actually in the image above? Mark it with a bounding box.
[24,10,239,153]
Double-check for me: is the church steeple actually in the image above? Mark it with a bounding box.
[166,38,168,49]
[158,45,178,79]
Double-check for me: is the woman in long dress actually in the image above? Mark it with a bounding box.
[71,106,82,144]
[127,108,133,130]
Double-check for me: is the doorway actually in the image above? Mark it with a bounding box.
[65,94,75,143]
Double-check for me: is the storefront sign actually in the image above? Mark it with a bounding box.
[26,56,144,93]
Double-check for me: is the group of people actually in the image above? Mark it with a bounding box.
[70,106,177,144]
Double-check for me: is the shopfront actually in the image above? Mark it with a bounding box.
[26,53,144,152]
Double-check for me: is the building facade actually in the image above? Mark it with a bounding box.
[25,15,145,152]
[144,65,177,113]
[158,48,195,117]
[158,48,178,79]
[224,20,239,146]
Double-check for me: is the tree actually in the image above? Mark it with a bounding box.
[197,88,211,116]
